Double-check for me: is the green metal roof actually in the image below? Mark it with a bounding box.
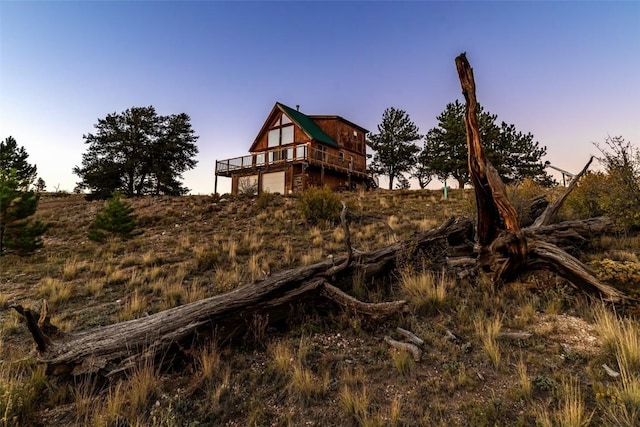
[277,102,339,148]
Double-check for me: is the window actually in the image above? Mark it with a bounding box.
[255,153,265,166]
[296,145,307,160]
[267,116,294,148]
[268,129,279,148]
[315,145,327,162]
[281,125,294,145]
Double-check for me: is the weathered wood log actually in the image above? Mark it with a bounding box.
[384,336,422,361]
[396,327,424,346]
[13,217,474,377]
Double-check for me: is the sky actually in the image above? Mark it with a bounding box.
[1,1,639,194]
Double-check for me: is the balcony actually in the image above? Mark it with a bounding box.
[215,143,367,178]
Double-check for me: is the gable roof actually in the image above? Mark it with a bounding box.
[277,103,339,148]
[250,102,340,151]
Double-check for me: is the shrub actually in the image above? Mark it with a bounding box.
[297,186,342,224]
[564,171,610,219]
[88,192,138,242]
[565,137,640,230]
[506,179,547,226]
[256,191,275,210]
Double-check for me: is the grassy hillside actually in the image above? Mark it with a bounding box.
[1,189,639,426]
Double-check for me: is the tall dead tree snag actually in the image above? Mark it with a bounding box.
[454,53,623,300]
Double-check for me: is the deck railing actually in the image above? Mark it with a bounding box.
[215,143,367,176]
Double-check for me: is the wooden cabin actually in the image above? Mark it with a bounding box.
[215,102,375,195]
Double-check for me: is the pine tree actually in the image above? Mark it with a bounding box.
[88,192,138,242]
[0,137,48,255]
[74,106,199,198]
[368,108,421,189]
[423,100,554,188]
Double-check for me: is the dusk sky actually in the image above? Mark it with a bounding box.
[1,1,638,194]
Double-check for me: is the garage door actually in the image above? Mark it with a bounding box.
[261,171,285,194]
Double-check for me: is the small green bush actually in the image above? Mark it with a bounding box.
[297,186,342,224]
[88,192,138,242]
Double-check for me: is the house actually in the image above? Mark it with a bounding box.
[215,102,375,195]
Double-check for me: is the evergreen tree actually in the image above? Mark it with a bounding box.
[88,192,138,242]
[35,177,46,192]
[411,142,436,189]
[1,136,37,190]
[423,100,554,188]
[74,106,199,198]
[0,137,48,255]
[368,107,421,190]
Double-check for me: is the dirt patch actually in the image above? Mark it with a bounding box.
[533,313,600,355]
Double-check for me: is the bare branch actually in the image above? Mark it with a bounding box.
[532,156,594,228]
[320,282,408,317]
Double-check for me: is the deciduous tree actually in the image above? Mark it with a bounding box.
[368,108,421,190]
[74,107,199,198]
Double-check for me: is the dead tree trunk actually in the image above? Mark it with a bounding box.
[454,52,623,300]
[14,54,626,379]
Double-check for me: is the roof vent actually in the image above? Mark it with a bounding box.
[296,105,300,111]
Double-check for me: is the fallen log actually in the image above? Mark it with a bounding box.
[12,216,474,377]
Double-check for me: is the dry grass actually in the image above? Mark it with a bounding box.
[197,341,221,384]
[118,290,148,321]
[475,314,502,369]
[288,364,329,404]
[300,248,323,266]
[516,356,532,400]
[340,383,370,424]
[593,305,640,371]
[390,348,414,376]
[38,277,73,305]
[400,268,449,311]
[537,376,592,427]
[1,191,639,426]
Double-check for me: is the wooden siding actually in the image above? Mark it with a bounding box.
[312,118,367,155]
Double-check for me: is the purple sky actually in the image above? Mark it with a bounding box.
[1,1,638,193]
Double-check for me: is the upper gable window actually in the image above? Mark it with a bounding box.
[268,129,280,147]
[281,125,294,145]
[268,114,294,148]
